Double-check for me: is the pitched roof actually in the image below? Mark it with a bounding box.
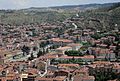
[56,46,72,51]
[50,38,73,43]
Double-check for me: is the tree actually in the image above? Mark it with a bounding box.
[91,33,102,40]
[28,53,34,61]
[37,50,43,58]
[91,66,117,81]
[40,43,46,48]
[33,46,37,51]
[21,45,30,56]
[65,50,84,56]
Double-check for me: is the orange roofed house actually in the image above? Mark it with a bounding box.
[49,38,73,47]
[56,46,72,54]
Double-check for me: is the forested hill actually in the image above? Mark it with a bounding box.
[50,3,113,10]
[22,3,114,12]
[0,2,119,28]
[69,2,120,31]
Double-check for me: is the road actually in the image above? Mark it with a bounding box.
[72,23,78,29]
[5,44,53,62]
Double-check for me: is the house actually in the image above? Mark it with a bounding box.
[0,50,23,63]
[90,48,116,61]
[73,67,95,81]
[49,38,73,47]
[73,75,95,81]
[20,73,36,81]
[59,55,94,62]
[67,43,82,51]
[109,45,116,50]
[113,64,120,73]
[99,44,108,48]
[56,46,72,54]
[0,73,20,81]
[94,40,101,44]
[88,61,114,76]
[54,70,69,77]
[58,64,80,69]
[107,36,115,42]
[101,37,108,43]
[35,76,67,81]
[0,66,20,81]
[82,55,94,62]
[73,67,89,76]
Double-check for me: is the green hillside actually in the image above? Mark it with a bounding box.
[0,2,119,31]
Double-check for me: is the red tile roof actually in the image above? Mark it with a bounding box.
[50,38,73,43]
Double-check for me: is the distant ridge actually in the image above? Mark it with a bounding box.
[25,2,117,11]
[50,3,113,9]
